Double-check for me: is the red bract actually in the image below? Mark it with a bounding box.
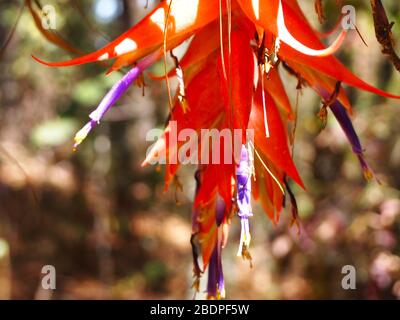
[34,0,400,299]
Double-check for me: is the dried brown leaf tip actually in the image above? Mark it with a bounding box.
[190,234,202,297]
[317,81,340,130]
[371,0,400,72]
[240,244,254,269]
[315,0,326,24]
[285,179,301,236]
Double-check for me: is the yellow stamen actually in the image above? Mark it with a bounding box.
[219,0,228,81]
[249,140,285,195]
[163,0,174,116]
[73,122,93,150]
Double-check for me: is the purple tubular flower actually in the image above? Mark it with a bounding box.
[330,101,374,179]
[207,196,226,299]
[207,241,224,299]
[236,144,253,256]
[316,86,374,179]
[74,51,160,149]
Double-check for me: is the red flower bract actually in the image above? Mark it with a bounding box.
[34,0,400,299]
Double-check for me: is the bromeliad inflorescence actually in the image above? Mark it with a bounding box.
[33,0,400,299]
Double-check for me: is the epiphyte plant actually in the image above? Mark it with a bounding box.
[32,0,400,299]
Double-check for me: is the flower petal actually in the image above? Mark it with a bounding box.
[33,0,219,71]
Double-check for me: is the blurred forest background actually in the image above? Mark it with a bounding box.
[0,0,399,299]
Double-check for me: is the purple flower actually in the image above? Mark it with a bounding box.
[207,196,226,299]
[316,87,374,180]
[330,101,374,179]
[74,51,160,149]
[236,144,253,257]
